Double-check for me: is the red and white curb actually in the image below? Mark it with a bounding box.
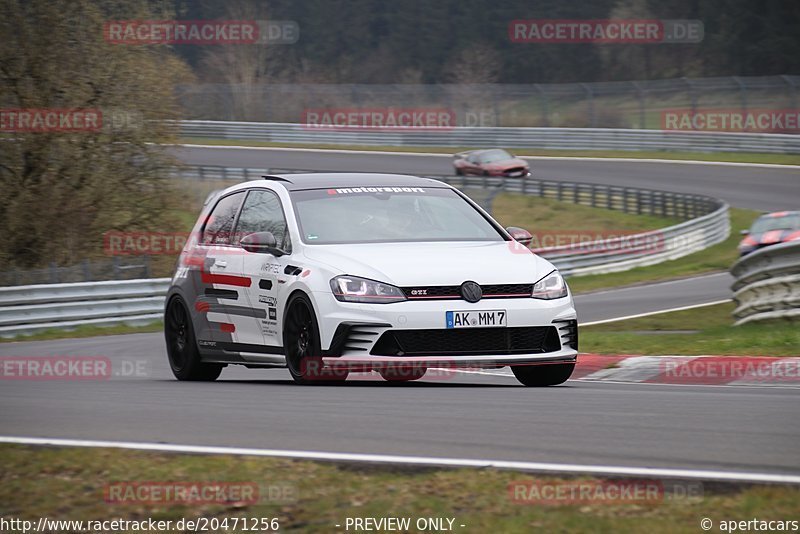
[451,355,800,387]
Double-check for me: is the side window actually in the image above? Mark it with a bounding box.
[202,192,245,245]
[234,189,291,252]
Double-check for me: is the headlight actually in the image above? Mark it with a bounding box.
[330,275,407,304]
[532,270,568,300]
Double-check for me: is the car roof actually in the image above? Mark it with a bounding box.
[229,173,451,192]
[468,148,508,155]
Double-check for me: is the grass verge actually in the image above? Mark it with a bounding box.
[581,302,800,356]
[0,321,163,343]
[566,207,760,294]
[2,444,798,534]
[492,193,678,235]
[178,138,800,166]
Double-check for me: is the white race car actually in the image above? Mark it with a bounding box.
[164,173,578,386]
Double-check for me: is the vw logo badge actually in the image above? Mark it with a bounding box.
[460,281,482,303]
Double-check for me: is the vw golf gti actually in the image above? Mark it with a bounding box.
[164,173,578,386]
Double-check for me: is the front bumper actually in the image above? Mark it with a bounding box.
[312,291,577,370]
[320,348,577,371]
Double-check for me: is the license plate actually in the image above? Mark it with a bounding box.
[446,310,507,328]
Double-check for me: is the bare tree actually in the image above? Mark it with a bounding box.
[0,0,193,268]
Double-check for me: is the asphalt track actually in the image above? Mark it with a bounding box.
[2,148,797,479]
[171,145,799,211]
[1,332,798,477]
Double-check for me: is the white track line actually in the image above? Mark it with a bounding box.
[174,143,799,169]
[2,436,798,484]
[581,299,732,326]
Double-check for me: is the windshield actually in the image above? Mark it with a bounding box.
[291,187,505,244]
[750,214,800,233]
[479,149,513,163]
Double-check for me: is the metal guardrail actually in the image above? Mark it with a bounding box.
[179,121,800,154]
[730,241,800,325]
[0,279,170,337]
[1,171,730,336]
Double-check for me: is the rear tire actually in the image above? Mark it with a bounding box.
[512,363,574,387]
[284,293,348,385]
[455,168,464,176]
[165,296,223,381]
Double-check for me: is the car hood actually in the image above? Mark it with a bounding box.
[740,229,800,248]
[484,158,528,170]
[301,241,555,287]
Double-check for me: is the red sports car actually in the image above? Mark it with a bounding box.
[738,211,800,256]
[453,149,530,178]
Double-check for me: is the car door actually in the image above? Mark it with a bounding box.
[465,153,482,175]
[229,188,294,360]
[192,191,247,346]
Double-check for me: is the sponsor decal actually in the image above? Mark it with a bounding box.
[327,187,426,195]
[259,295,277,307]
[268,308,278,321]
[261,262,281,274]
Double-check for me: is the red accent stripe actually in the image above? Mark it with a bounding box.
[194,301,210,313]
[219,323,236,333]
[406,294,528,299]
[201,271,252,287]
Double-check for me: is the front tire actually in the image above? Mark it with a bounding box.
[512,363,574,386]
[165,296,223,381]
[284,293,348,384]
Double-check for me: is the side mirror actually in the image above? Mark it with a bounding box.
[241,232,285,256]
[740,229,750,236]
[506,226,533,246]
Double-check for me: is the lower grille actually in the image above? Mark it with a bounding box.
[371,326,560,356]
